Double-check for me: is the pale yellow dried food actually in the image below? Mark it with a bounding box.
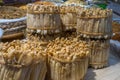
[64,0,87,5]
[87,39,110,69]
[47,37,90,61]
[0,40,46,66]
[77,8,112,18]
[34,1,55,5]
[77,8,112,39]
[0,40,47,80]
[27,2,62,35]
[112,21,120,33]
[27,2,59,14]
[59,5,81,31]
[19,5,27,10]
[0,6,26,19]
[47,37,90,80]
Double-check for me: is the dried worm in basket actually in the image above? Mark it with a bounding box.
[0,40,47,80]
[77,8,112,39]
[60,4,81,31]
[27,1,62,35]
[87,39,110,69]
[47,37,90,80]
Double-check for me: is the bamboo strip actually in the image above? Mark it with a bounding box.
[77,8,112,39]
[88,40,110,69]
[0,40,47,80]
[48,57,88,80]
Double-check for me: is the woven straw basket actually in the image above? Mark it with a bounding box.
[88,39,110,69]
[0,51,47,80]
[27,3,62,35]
[77,8,112,39]
[60,5,79,31]
[47,54,88,80]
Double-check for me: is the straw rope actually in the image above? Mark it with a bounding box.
[89,61,107,65]
[78,31,111,36]
[48,53,88,63]
[27,26,59,30]
[77,16,108,19]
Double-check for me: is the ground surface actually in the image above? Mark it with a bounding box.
[85,45,120,80]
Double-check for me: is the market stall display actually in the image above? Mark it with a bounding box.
[88,39,110,69]
[47,38,90,80]
[0,40,47,80]
[60,4,79,31]
[0,0,118,80]
[77,7,112,39]
[76,7,112,69]
[27,1,62,35]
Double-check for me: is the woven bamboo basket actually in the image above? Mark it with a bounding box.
[77,8,113,39]
[27,2,62,35]
[47,54,88,80]
[88,39,110,69]
[46,38,90,80]
[0,61,46,80]
[60,5,79,31]
[0,40,47,80]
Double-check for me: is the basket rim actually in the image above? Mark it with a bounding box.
[48,53,88,63]
[27,26,59,30]
[78,31,112,36]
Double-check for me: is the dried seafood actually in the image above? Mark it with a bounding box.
[47,37,90,61]
[87,39,110,69]
[47,37,90,80]
[0,40,47,80]
[27,1,62,35]
[0,6,26,19]
[77,8,112,39]
[19,5,27,10]
[60,4,80,31]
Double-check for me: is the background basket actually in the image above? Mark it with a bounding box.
[88,39,110,69]
[27,3,62,35]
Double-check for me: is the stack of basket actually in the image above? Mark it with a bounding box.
[27,2,90,80]
[27,1,80,40]
[76,7,113,69]
[26,2,113,80]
